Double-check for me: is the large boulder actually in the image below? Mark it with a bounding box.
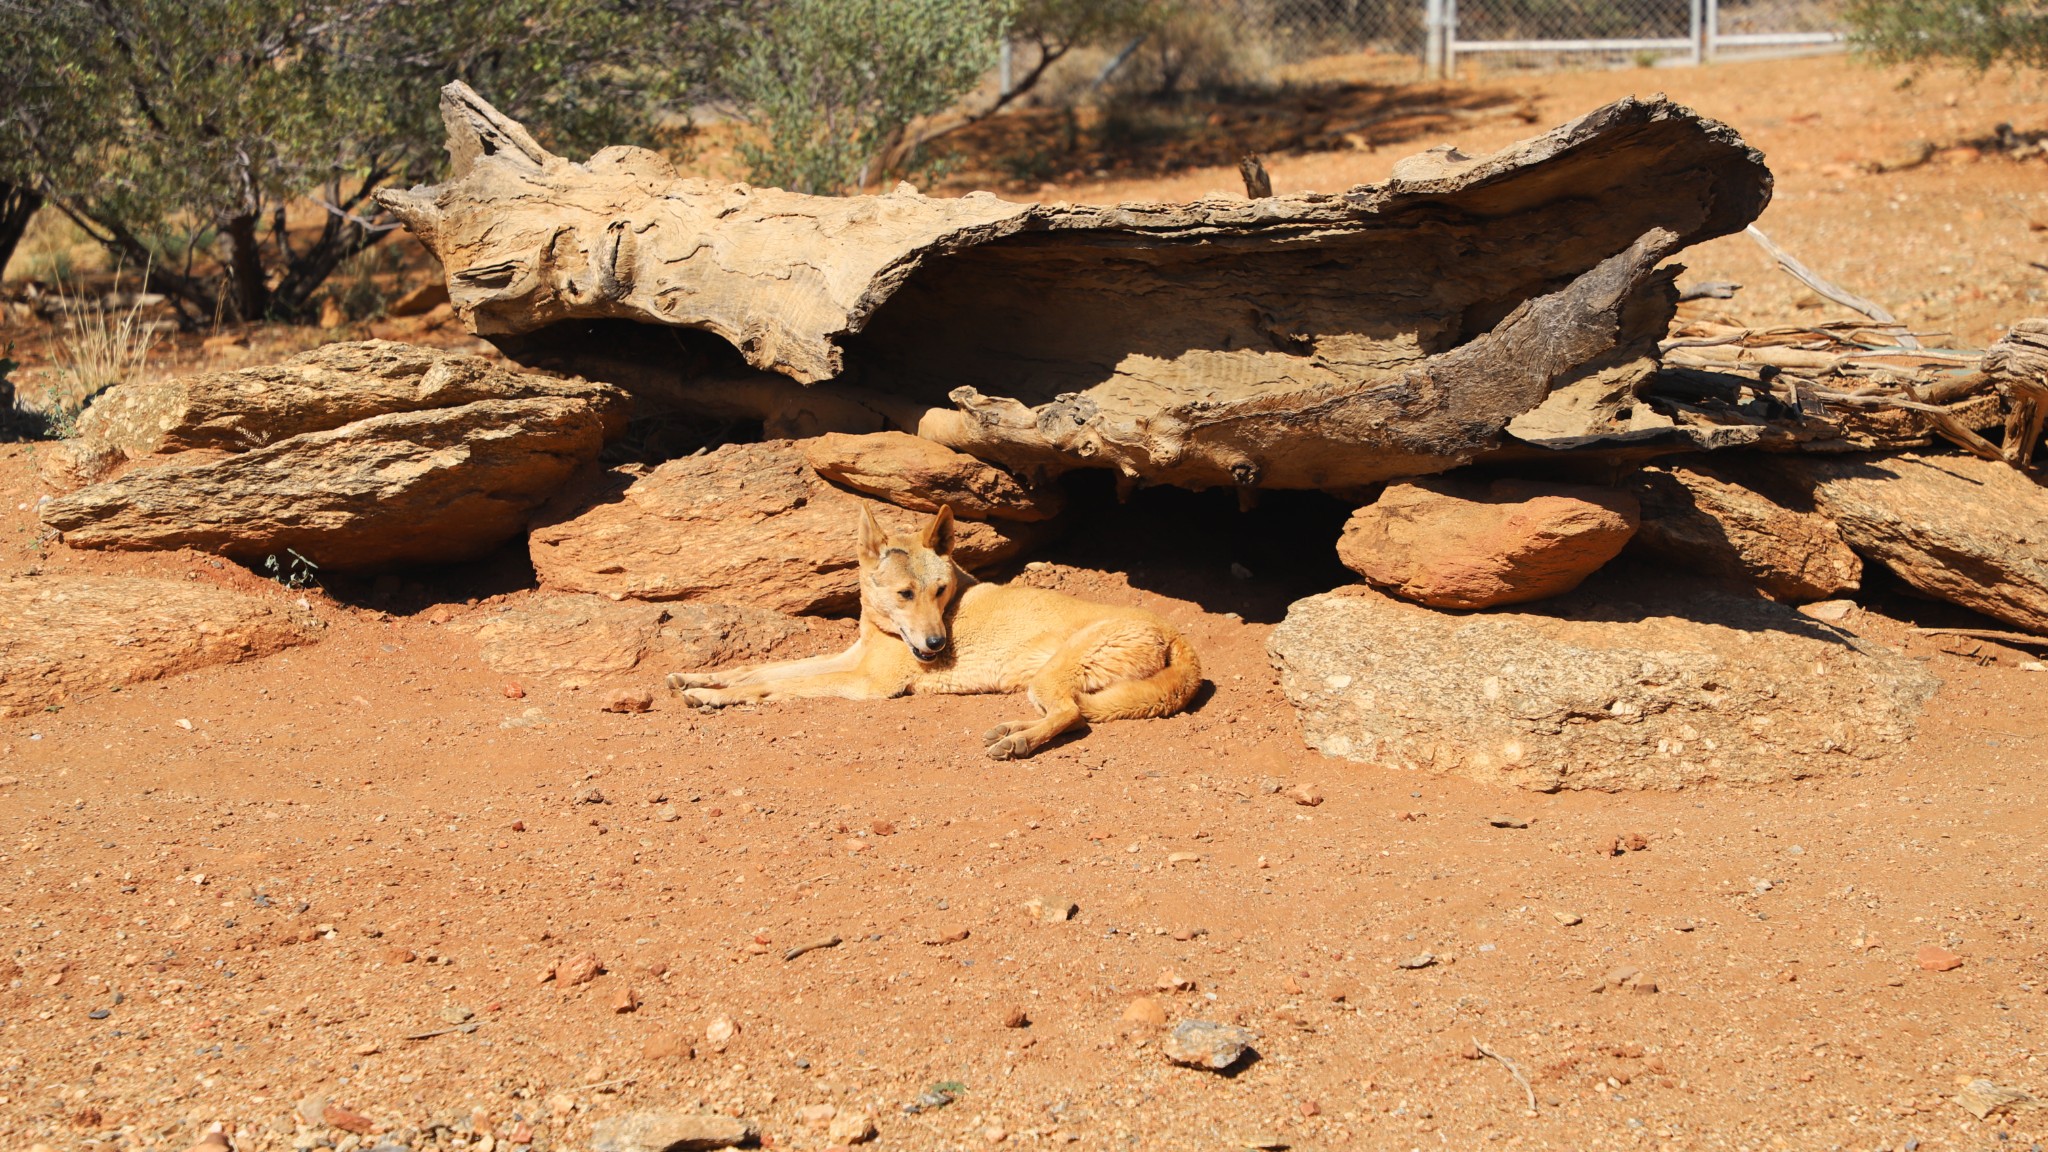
[41,397,608,572]
[801,431,1062,521]
[529,440,1047,614]
[0,576,317,716]
[1798,453,2048,635]
[1268,581,1939,791]
[454,594,823,689]
[1629,460,1861,603]
[1336,478,1638,609]
[41,340,628,491]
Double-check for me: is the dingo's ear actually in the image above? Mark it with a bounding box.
[921,504,956,556]
[858,505,886,565]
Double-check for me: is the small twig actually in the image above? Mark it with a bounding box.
[1746,225,1920,350]
[783,935,842,961]
[582,1075,640,1093]
[402,1021,480,1041]
[1472,1038,1537,1113]
[1915,626,2048,647]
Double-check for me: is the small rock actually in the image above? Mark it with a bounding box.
[1799,599,1856,622]
[657,804,680,822]
[1397,952,1436,969]
[1916,945,1964,972]
[705,1015,738,1045]
[1673,919,1696,932]
[643,1033,695,1061]
[604,689,654,714]
[795,1103,837,1126]
[554,952,605,986]
[1236,1136,1288,1151]
[827,1111,878,1144]
[588,1109,758,1152]
[297,1094,330,1128]
[1000,1007,1029,1028]
[575,787,606,805]
[1289,783,1323,807]
[502,681,526,699]
[1954,1078,2036,1120]
[1156,971,1194,992]
[1162,1019,1257,1071]
[1551,911,1582,926]
[1022,896,1077,924]
[381,947,417,965]
[1122,997,1169,1027]
[612,986,641,1013]
[441,1003,474,1024]
[1488,815,1530,828]
[982,1127,1008,1144]
[1592,966,1658,994]
[323,1105,376,1136]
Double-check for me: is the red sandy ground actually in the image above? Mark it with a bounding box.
[4,51,2048,1152]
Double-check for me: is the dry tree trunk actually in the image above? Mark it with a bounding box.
[377,83,1772,491]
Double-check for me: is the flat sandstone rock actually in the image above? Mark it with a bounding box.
[802,431,1061,521]
[454,594,817,689]
[1267,581,1939,791]
[1629,460,1861,603]
[0,576,316,716]
[530,441,1044,615]
[42,397,609,572]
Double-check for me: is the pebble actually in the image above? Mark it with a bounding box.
[1156,971,1195,992]
[1022,896,1077,924]
[826,1112,877,1144]
[1397,952,1436,969]
[1162,1020,1257,1071]
[1551,911,1582,926]
[588,1109,757,1152]
[441,1003,474,1024]
[298,1094,330,1128]
[325,1106,376,1136]
[982,1127,1009,1143]
[1122,997,1169,1027]
[555,953,604,986]
[612,986,641,1013]
[643,1033,696,1060]
[604,689,654,714]
[705,1016,738,1045]
[501,681,525,699]
[796,1103,837,1125]
[1238,1136,1288,1151]
[1593,966,1658,994]
[1953,1078,2035,1119]
[1488,816,1530,828]
[1673,919,1696,932]
[1001,1007,1030,1028]
[657,804,680,822]
[1916,946,1964,972]
[574,787,606,805]
[1289,783,1323,807]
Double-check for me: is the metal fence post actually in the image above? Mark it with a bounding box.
[1705,0,1719,60]
[1691,0,1705,62]
[1424,0,1446,79]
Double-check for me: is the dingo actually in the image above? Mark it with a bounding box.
[665,505,1202,758]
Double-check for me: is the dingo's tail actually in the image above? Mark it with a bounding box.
[1079,633,1202,722]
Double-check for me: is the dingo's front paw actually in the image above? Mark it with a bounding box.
[982,720,1028,746]
[985,729,1037,760]
[678,688,733,709]
[667,671,724,691]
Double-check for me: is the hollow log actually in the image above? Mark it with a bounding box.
[378,83,1771,491]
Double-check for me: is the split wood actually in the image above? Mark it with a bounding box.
[402,1022,481,1041]
[784,935,843,961]
[1746,226,1921,349]
[1472,1038,1538,1113]
[1915,626,2048,648]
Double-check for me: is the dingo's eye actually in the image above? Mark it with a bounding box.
[898,589,915,600]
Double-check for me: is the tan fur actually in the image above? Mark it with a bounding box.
[666,504,1202,758]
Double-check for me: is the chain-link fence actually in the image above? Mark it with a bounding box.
[1213,0,1843,72]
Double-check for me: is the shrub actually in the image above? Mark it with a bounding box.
[1847,0,2048,68]
[0,1,719,324]
[725,0,1009,192]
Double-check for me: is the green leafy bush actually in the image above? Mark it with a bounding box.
[1847,0,2048,68]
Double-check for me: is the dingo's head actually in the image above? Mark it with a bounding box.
[859,504,961,663]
